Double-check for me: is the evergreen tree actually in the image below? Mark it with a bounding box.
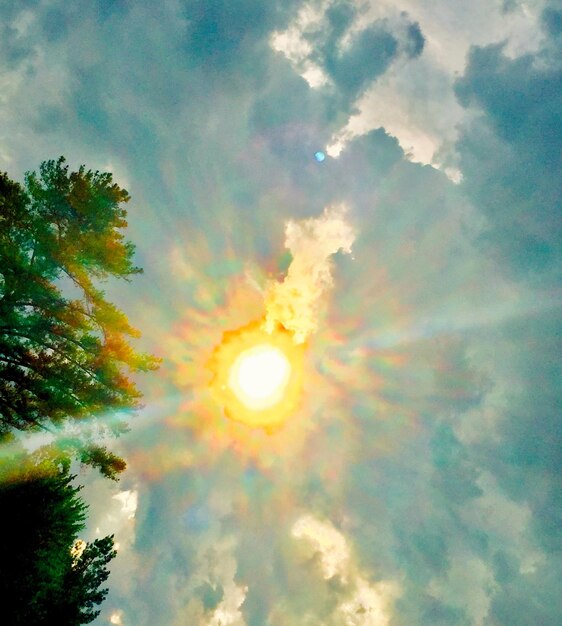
[0,450,117,624]
[0,157,159,476]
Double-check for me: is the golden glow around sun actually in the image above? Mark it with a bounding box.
[208,320,305,429]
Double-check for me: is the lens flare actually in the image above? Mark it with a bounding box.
[208,321,305,429]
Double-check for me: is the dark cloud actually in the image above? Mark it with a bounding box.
[180,0,300,81]
[196,581,224,610]
[94,0,130,22]
[0,0,38,71]
[0,0,41,20]
[324,24,399,100]
[480,310,562,550]
[450,23,562,618]
[405,21,425,58]
[541,5,562,37]
[418,596,471,626]
[303,3,425,106]
[491,549,518,585]
[0,25,35,70]
[430,424,483,504]
[31,104,66,134]
[41,6,71,42]
[454,7,562,283]
[39,1,129,42]
[249,57,339,165]
[487,559,562,626]
[182,0,271,69]
[398,525,451,577]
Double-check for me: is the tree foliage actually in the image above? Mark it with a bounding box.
[0,157,159,475]
[0,451,117,624]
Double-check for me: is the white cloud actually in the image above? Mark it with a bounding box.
[271,0,547,179]
[109,610,124,625]
[207,581,248,626]
[325,55,466,181]
[292,514,399,624]
[80,480,139,556]
[113,490,139,520]
[360,0,545,71]
[339,577,398,626]
[292,514,351,580]
[270,2,331,89]
[333,0,546,176]
[264,205,355,343]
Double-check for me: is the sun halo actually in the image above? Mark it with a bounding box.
[208,320,305,430]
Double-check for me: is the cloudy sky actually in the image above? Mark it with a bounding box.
[2,0,561,624]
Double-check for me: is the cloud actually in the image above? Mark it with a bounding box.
[274,1,425,106]
[263,204,355,343]
[541,3,562,37]
[291,514,399,625]
[109,609,124,625]
[292,514,351,580]
[454,4,562,280]
[180,0,287,78]
[339,577,398,626]
[321,23,400,101]
[323,0,546,175]
[207,578,247,626]
[1,1,561,625]
[0,11,35,70]
[113,490,138,521]
[78,479,139,552]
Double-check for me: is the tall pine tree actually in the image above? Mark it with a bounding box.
[0,157,159,477]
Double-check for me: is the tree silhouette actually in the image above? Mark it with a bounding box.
[0,449,117,624]
[0,157,159,476]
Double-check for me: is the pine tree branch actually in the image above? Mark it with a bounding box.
[0,329,98,379]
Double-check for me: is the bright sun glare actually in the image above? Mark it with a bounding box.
[229,345,291,410]
[208,321,305,429]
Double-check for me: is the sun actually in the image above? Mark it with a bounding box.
[229,344,291,410]
[208,320,305,429]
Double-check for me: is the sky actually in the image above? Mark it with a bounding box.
[1,0,561,624]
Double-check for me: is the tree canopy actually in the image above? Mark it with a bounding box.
[0,157,159,477]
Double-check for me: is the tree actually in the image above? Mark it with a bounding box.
[0,157,159,476]
[0,449,117,624]
[61,535,117,624]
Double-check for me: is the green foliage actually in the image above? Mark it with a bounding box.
[0,157,159,475]
[0,452,116,624]
[79,443,128,480]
